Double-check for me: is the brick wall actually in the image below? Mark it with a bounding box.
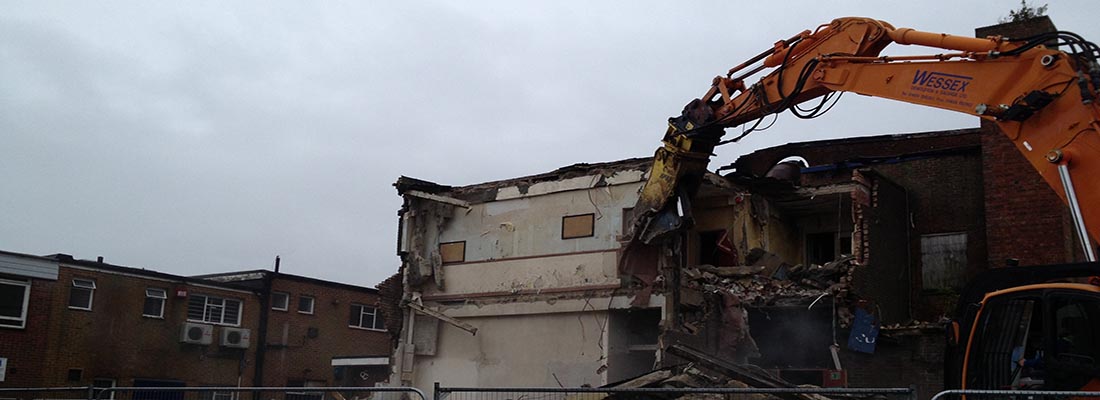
[980,124,1074,267]
[0,277,55,387]
[376,271,404,347]
[39,265,261,387]
[841,332,944,398]
[261,277,392,387]
[975,17,1078,268]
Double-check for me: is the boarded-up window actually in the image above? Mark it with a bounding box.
[562,214,595,239]
[921,233,967,291]
[440,241,465,264]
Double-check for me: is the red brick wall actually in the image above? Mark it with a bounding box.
[0,277,55,387]
[38,265,261,387]
[261,277,392,387]
[979,115,1076,268]
[841,332,944,397]
[376,272,404,347]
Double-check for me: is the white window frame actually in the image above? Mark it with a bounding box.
[143,288,167,318]
[69,278,96,311]
[271,291,289,311]
[0,278,31,329]
[350,304,385,331]
[187,294,243,326]
[298,295,315,315]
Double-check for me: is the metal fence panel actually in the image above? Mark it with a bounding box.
[930,389,1100,400]
[434,385,918,400]
[96,387,427,400]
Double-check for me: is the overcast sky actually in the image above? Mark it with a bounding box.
[2,1,1096,287]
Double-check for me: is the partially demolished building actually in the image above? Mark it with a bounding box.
[390,126,1082,395]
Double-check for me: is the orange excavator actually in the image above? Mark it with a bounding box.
[625,17,1100,392]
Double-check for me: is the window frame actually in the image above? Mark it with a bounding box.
[298,295,315,315]
[349,303,385,331]
[561,213,596,239]
[920,232,969,292]
[143,288,167,318]
[68,278,96,311]
[439,241,466,264]
[0,278,31,329]
[186,294,243,326]
[271,291,289,311]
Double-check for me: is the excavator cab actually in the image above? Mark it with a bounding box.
[947,263,1100,392]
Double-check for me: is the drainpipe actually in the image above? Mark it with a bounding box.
[253,256,278,387]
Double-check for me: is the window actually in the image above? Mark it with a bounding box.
[93,378,116,400]
[966,297,1038,389]
[298,296,315,315]
[439,241,465,264]
[186,294,242,325]
[0,278,31,329]
[143,288,167,318]
[562,214,595,239]
[921,233,968,291]
[67,368,83,381]
[271,292,289,311]
[69,278,96,310]
[350,304,385,330]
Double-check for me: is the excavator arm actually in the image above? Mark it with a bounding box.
[629,17,1100,258]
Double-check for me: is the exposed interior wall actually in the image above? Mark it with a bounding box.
[410,311,612,388]
[688,194,801,266]
[857,173,912,324]
[747,304,835,369]
[607,308,661,383]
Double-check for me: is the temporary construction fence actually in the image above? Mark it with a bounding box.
[10,386,1100,400]
[929,389,1100,399]
[433,384,918,400]
[0,387,426,400]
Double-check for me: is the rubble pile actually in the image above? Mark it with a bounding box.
[606,345,838,400]
[681,249,861,320]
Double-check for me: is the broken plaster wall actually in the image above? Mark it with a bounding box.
[416,170,645,297]
[399,166,661,389]
[404,198,454,288]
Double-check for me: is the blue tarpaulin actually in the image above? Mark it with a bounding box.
[847,307,879,353]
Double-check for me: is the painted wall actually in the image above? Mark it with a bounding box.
[423,173,645,296]
[411,310,610,388]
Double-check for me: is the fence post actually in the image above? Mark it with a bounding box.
[86,385,96,400]
[433,383,440,400]
[908,384,918,400]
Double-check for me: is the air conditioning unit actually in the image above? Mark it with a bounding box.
[180,322,213,344]
[220,327,251,348]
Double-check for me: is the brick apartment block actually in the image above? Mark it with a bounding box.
[0,251,394,391]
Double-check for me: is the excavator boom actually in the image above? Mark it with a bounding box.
[628,17,1100,260]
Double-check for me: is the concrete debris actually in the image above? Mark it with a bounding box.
[682,250,860,319]
[607,345,840,400]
